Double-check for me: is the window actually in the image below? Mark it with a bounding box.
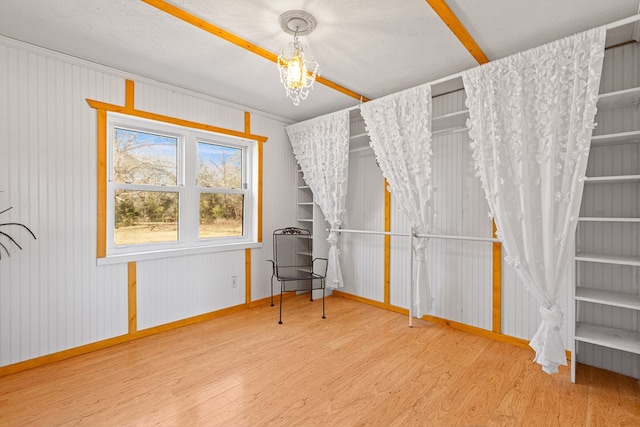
[106,113,255,256]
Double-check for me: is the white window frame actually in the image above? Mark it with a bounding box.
[105,112,257,260]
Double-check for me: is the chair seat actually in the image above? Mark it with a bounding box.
[278,273,325,281]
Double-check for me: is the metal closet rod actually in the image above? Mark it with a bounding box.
[328,228,500,243]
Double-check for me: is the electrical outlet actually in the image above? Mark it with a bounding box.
[231,275,238,288]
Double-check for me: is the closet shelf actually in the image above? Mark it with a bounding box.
[575,323,640,355]
[432,109,469,132]
[298,218,313,223]
[591,130,640,147]
[297,202,314,206]
[597,86,640,110]
[575,287,640,310]
[584,175,640,184]
[578,216,640,222]
[575,252,640,266]
[298,185,311,189]
[349,132,369,140]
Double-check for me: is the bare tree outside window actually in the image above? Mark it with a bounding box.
[198,142,244,238]
[113,128,179,245]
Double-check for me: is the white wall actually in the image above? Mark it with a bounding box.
[0,36,295,366]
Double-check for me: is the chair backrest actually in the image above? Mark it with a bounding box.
[272,227,313,279]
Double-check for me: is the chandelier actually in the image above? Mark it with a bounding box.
[277,10,319,106]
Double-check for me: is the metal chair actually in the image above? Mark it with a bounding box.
[267,227,328,324]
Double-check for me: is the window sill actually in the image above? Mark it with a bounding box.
[97,241,263,265]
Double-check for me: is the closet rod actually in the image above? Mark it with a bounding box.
[328,228,410,238]
[416,233,499,243]
[333,13,640,116]
[329,228,499,243]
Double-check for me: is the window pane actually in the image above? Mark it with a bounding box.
[113,128,177,185]
[198,142,242,189]
[115,190,178,245]
[199,193,244,238]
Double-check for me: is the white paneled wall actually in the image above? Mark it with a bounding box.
[388,95,493,330]
[0,37,294,367]
[250,113,297,301]
[137,251,246,330]
[341,145,386,301]
[0,40,129,365]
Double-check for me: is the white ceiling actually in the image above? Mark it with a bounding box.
[0,0,639,122]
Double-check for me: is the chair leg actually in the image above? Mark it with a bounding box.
[270,276,274,307]
[278,283,284,324]
[322,281,326,319]
[309,280,314,301]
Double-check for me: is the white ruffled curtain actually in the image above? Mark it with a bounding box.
[285,110,350,288]
[360,83,434,317]
[462,27,606,374]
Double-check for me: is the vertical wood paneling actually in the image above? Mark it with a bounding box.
[386,92,493,330]
[341,144,385,301]
[248,114,296,301]
[135,81,245,131]
[0,41,129,366]
[0,37,293,368]
[136,251,245,330]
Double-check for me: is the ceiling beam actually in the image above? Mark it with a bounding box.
[425,0,490,65]
[140,0,369,102]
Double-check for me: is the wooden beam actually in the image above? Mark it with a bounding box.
[86,99,268,143]
[425,0,490,65]
[125,79,135,109]
[140,0,369,102]
[96,109,107,258]
[492,221,502,334]
[384,181,391,305]
[128,262,137,333]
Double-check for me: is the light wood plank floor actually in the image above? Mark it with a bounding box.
[0,294,639,426]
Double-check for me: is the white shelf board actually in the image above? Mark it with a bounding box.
[575,287,640,310]
[575,323,640,355]
[297,202,314,206]
[432,109,469,132]
[578,217,640,222]
[591,130,640,147]
[584,175,640,184]
[349,132,369,140]
[349,132,371,151]
[597,87,640,110]
[298,185,310,189]
[575,252,640,266]
[297,219,313,223]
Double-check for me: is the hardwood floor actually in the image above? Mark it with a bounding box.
[0,294,638,426]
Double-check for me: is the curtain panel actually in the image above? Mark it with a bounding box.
[285,110,350,288]
[360,83,435,317]
[463,27,606,374]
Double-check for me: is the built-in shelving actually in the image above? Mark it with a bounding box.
[575,287,640,310]
[584,174,640,184]
[597,86,640,110]
[591,130,640,147]
[349,132,368,141]
[578,217,640,222]
[432,109,469,133]
[575,323,640,355]
[572,75,640,381]
[575,252,640,266]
